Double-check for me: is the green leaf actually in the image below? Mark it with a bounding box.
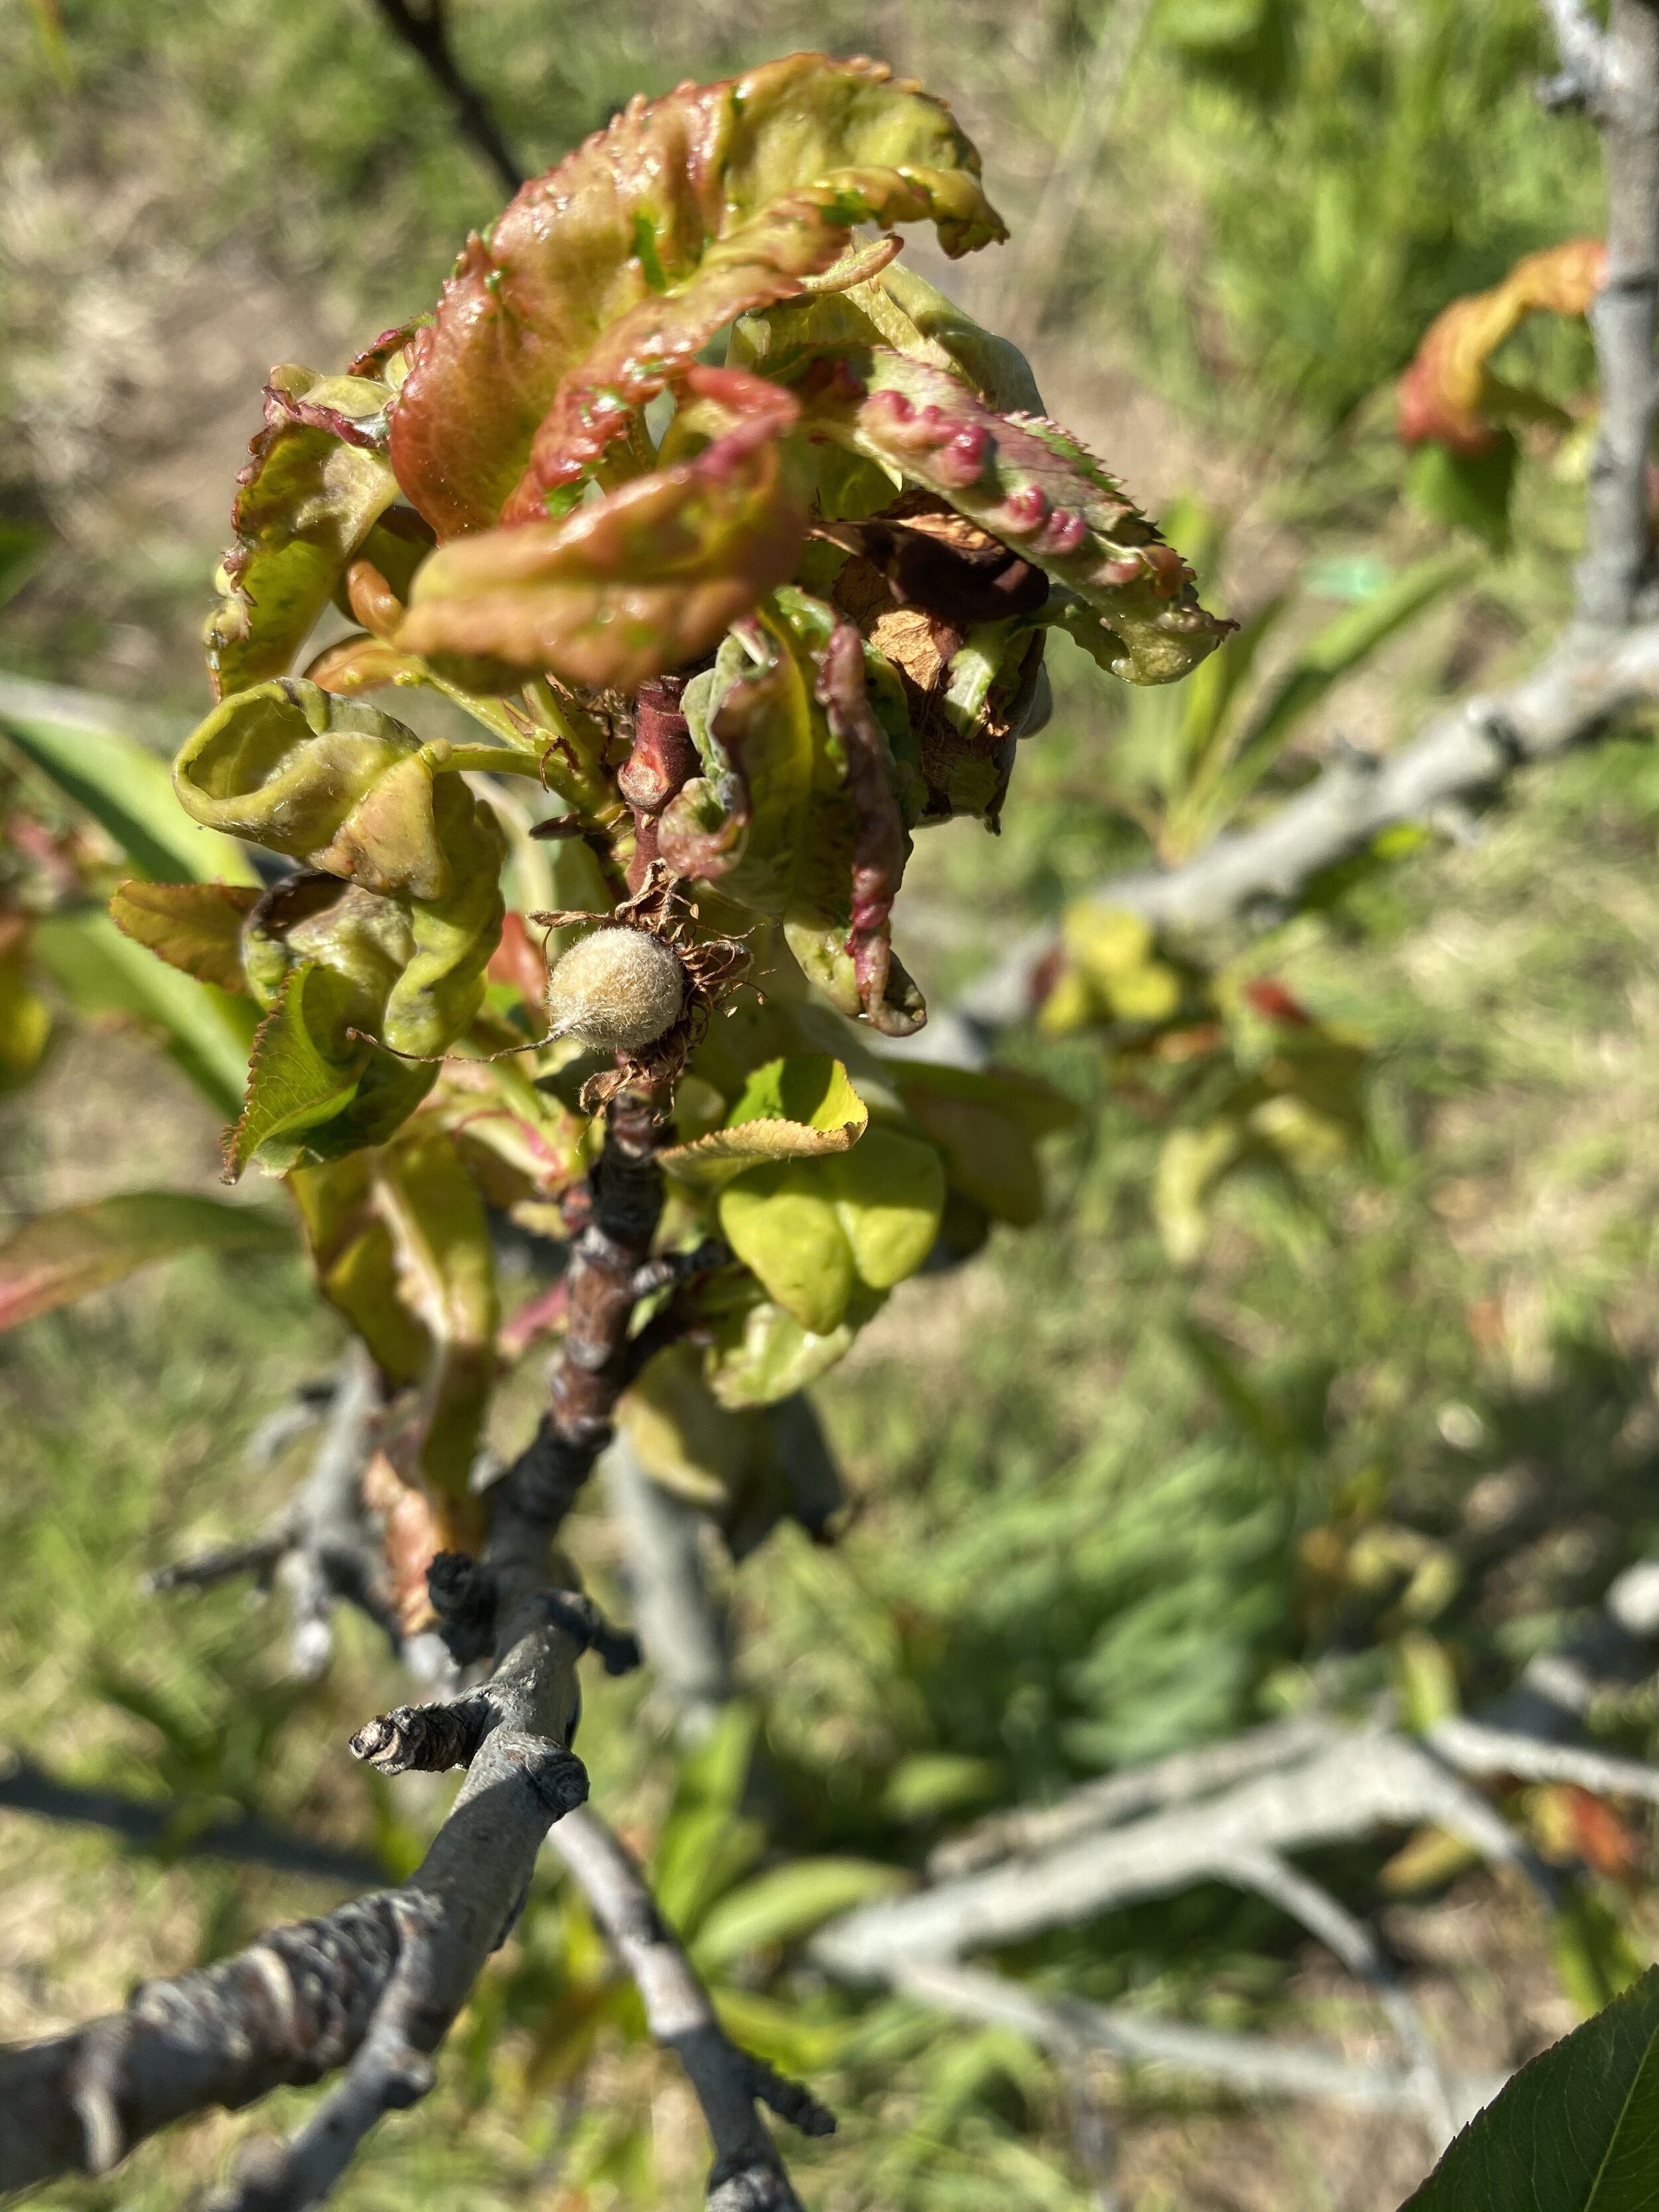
[0,672,257,885]
[0,1191,289,1331]
[896,1061,1076,1227]
[227,964,365,1180]
[820,1126,945,1290]
[719,1164,857,1334]
[0,520,48,611]
[32,909,259,1116]
[692,1858,908,1972]
[659,1053,867,1187]
[0,954,51,1090]
[702,1284,863,1409]
[109,880,257,993]
[1401,1968,1659,2212]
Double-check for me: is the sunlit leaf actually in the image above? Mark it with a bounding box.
[109,880,257,994]
[658,1052,867,1187]
[388,53,1005,535]
[204,364,403,700]
[1397,238,1603,455]
[398,371,814,691]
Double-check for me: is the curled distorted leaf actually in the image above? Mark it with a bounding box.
[658,1052,867,1188]
[717,1123,943,1331]
[388,52,1004,536]
[0,1190,289,1331]
[224,962,436,1181]
[398,372,813,691]
[1397,238,1605,455]
[814,621,917,1033]
[174,680,504,1070]
[799,350,1229,684]
[109,880,258,994]
[177,680,464,899]
[204,364,403,700]
[729,257,1043,419]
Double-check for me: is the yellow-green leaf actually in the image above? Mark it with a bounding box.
[718,1163,857,1334]
[692,1858,910,1972]
[660,1053,867,1188]
[109,880,258,994]
[820,1126,944,1289]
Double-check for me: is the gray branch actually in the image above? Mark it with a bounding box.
[813,1723,1542,1978]
[1228,1849,1456,2152]
[1538,0,1613,111]
[890,1960,1506,2130]
[547,1805,833,2211]
[0,1556,589,2195]
[956,621,1659,1031]
[1577,0,1659,625]
[151,1346,394,1680]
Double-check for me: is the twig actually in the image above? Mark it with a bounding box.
[149,1345,394,1679]
[1538,0,1613,111]
[1228,1849,1456,2152]
[366,0,524,196]
[547,1805,833,2211]
[954,620,1659,1029]
[1429,1713,1659,1800]
[928,1714,1337,1878]
[1577,0,1659,624]
[813,1724,1544,1977]
[890,1960,1506,2128]
[1,1090,672,2197]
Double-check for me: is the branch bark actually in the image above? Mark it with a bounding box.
[890,1960,1506,2129]
[814,1724,1544,1978]
[955,621,1659,1031]
[1577,0,1659,625]
[548,1806,834,2211]
[0,1091,672,2197]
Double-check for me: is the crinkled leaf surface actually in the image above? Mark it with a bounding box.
[800,350,1228,684]
[388,52,1003,536]
[659,1052,867,1187]
[399,372,812,690]
[206,365,402,700]
[1402,1967,1659,2211]
[109,880,257,993]
[0,1191,289,1332]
